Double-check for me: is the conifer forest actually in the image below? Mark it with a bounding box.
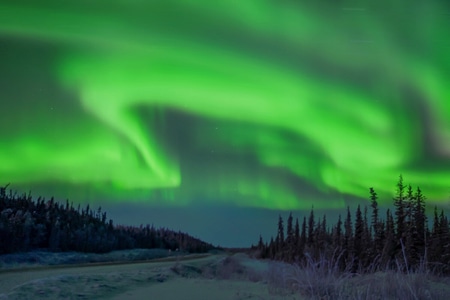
[1,175,449,277]
[256,176,450,275]
[0,184,213,255]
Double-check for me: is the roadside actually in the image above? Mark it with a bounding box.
[0,254,220,297]
[0,252,211,274]
[0,248,197,271]
[0,252,304,300]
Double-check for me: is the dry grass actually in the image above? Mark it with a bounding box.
[3,252,449,300]
[266,254,450,300]
[195,253,450,299]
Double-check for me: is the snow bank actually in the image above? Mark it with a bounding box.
[0,248,175,270]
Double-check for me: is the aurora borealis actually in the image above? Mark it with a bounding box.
[0,1,449,246]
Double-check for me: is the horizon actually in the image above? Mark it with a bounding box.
[1,0,449,248]
[3,182,448,248]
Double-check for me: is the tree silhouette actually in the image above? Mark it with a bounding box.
[394,175,406,256]
[0,188,213,254]
[255,176,450,275]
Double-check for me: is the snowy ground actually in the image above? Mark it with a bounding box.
[0,252,301,300]
[1,251,450,299]
[0,249,175,270]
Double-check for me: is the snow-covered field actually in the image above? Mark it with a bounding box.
[1,251,450,299]
[0,252,300,300]
[0,249,175,270]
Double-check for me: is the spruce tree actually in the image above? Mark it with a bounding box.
[299,217,306,257]
[255,176,448,275]
[268,237,275,259]
[413,187,426,259]
[394,175,407,258]
[294,218,300,247]
[369,187,384,261]
[258,235,264,251]
[307,208,315,248]
[406,185,414,220]
[439,210,450,272]
[430,206,441,263]
[377,219,386,260]
[344,206,353,263]
[394,175,406,247]
[404,184,417,267]
[277,215,284,255]
[382,209,396,267]
[369,187,379,236]
[313,216,327,258]
[362,206,371,265]
[286,212,294,261]
[312,217,321,258]
[294,217,300,259]
[354,205,364,269]
[286,213,293,245]
[321,214,327,245]
[333,214,342,249]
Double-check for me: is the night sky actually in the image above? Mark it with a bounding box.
[1,0,449,247]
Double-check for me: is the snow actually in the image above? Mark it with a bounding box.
[2,251,449,299]
[0,252,300,299]
[111,278,288,300]
[0,248,173,270]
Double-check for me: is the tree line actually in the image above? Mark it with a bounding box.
[0,186,214,254]
[256,175,450,274]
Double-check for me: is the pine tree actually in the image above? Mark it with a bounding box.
[370,187,379,235]
[313,216,327,258]
[294,218,300,246]
[286,213,294,261]
[277,215,284,255]
[406,185,414,219]
[257,235,264,251]
[307,208,315,248]
[253,176,447,275]
[377,219,386,262]
[394,175,406,248]
[294,217,300,259]
[382,209,396,267]
[413,187,427,260]
[354,205,364,269]
[439,210,450,272]
[344,206,353,263]
[404,184,416,268]
[362,206,371,265]
[321,214,327,245]
[268,237,275,259]
[286,213,293,240]
[429,206,441,263]
[333,214,342,249]
[370,187,382,259]
[299,217,306,258]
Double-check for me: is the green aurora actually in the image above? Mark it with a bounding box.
[0,0,449,211]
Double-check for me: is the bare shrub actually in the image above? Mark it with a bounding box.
[197,255,248,280]
[246,268,264,283]
[267,261,292,296]
[266,251,450,300]
[217,256,245,279]
[288,252,355,299]
[170,262,202,278]
[200,254,267,283]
